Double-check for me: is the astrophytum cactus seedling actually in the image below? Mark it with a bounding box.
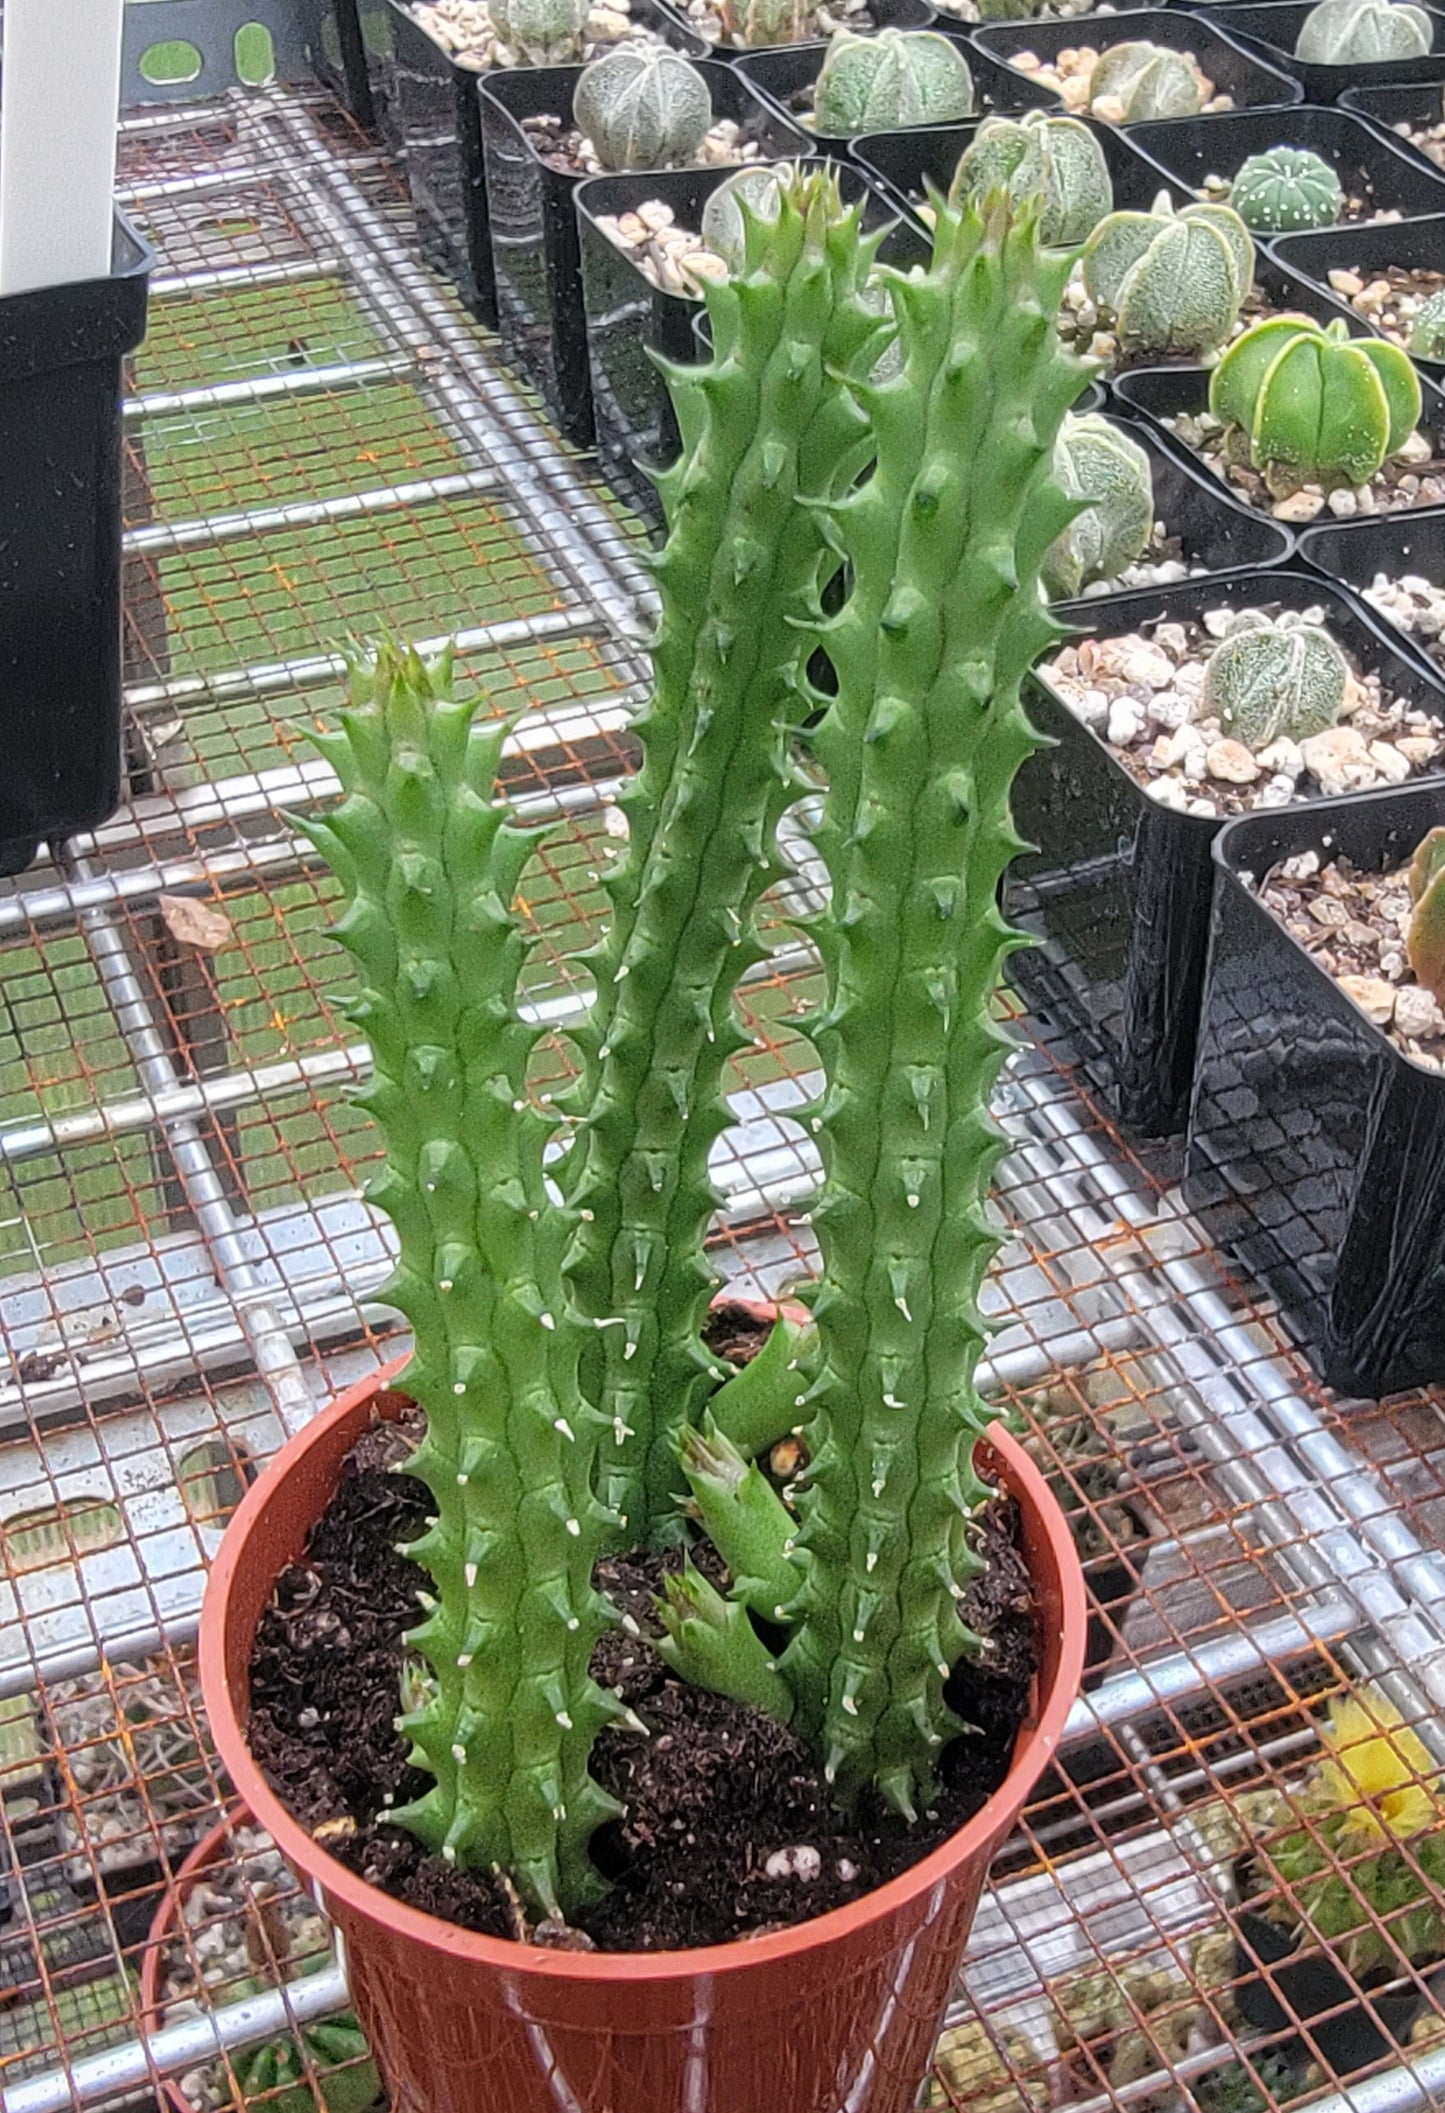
[954,111,1112,248]
[1087,41,1206,122]
[699,161,790,268]
[1408,827,1445,1002]
[574,47,713,170]
[1042,413,1154,600]
[1210,313,1423,494]
[488,0,589,61]
[658,191,1092,1814]
[812,27,975,135]
[718,0,810,43]
[1201,615,1350,748]
[1230,147,1344,234]
[1082,192,1253,358]
[1411,289,1445,359]
[1296,0,1432,61]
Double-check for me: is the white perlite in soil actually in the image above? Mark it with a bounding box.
[1365,571,1445,667]
[1167,408,1445,522]
[592,199,736,292]
[411,0,637,67]
[528,113,757,178]
[1261,848,1445,1068]
[160,1822,339,2111]
[1007,44,1232,119]
[1042,603,1445,817]
[1392,115,1445,173]
[1327,264,1445,352]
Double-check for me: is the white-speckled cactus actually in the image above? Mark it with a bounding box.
[1082,191,1253,358]
[953,111,1112,247]
[1411,288,1445,358]
[1230,147,1344,233]
[1043,413,1154,600]
[1202,618,1350,748]
[575,47,714,169]
[489,0,589,61]
[700,161,792,266]
[1088,41,1206,122]
[1296,0,1432,61]
[719,0,810,44]
[812,27,975,135]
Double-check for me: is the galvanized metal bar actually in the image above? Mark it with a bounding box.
[149,255,342,298]
[126,354,416,421]
[124,466,505,556]
[119,165,270,202]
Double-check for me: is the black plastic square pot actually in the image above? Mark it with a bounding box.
[577,157,914,519]
[0,219,152,875]
[1298,504,1445,684]
[854,109,1173,222]
[1185,781,1445,1396]
[481,53,764,446]
[736,30,1056,156]
[1341,81,1445,179]
[1003,570,1443,1137]
[1126,105,1445,235]
[391,0,706,328]
[652,0,930,62]
[968,11,1302,123]
[1210,0,1445,100]
[1274,212,1445,382]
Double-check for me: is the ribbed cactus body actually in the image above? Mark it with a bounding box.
[1082,193,1252,358]
[489,0,588,61]
[812,28,975,135]
[1044,412,1154,600]
[1202,617,1349,747]
[1295,0,1432,62]
[1411,288,1445,359]
[953,112,1112,247]
[1088,41,1205,121]
[775,196,1088,1815]
[719,0,810,45]
[1229,147,1343,233]
[1210,313,1422,493]
[699,161,792,268]
[1408,827,1445,1002]
[299,648,619,1921]
[564,175,886,1537]
[574,48,714,170]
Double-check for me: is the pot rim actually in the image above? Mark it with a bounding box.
[201,1340,1085,1985]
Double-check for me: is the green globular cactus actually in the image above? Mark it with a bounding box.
[1295,0,1432,62]
[952,111,1112,248]
[1201,618,1350,747]
[1087,41,1206,122]
[574,48,713,170]
[488,0,588,62]
[1229,147,1344,234]
[562,171,888,1537]
[662,190,1090,1817]
[297,645,622,1921]
[1408,826,1445,1002]
[1082,192,1253,359]
[719,0,810,45]
[812,28,975,136]
[1210,312,1423,494]
[1410,288,1445,359]
[699,161,791,269]
[1043,412,1154,600]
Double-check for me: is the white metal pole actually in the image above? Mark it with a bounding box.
[0,0,126,295]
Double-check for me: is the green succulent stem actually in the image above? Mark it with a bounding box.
[679,1419,799,1618]
[299,645,620,1921]
[708,1310,819,1458]
[563,172,886,1542]
[779,192,1089,1816]
[655,1565,796,1719]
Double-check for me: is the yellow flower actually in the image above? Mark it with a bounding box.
[1314,1691,1440,1842]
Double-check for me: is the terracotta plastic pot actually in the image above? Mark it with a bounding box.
[201,1339,1086,2113]
[141,1809,251,2113]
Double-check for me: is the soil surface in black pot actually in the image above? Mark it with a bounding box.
[1007,42,1233,120]
[1255,844,1445,1066]
[1319,260,1445,352]
[1041,601,1444,818]
[523,109,762,175]
[1060,275,1315,378]
[1389,111,1445,171]
[244,1309,1039,1952]
[1166,406,1445,522]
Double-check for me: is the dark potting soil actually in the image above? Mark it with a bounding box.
[246,1335,1038,1952]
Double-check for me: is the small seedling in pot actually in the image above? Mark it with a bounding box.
[1201,614,1350,748]
[812,27,975,133]
[1295,0,1433,62]
[489,0,591,61]
[1082,192,1253,360]
[1209,313,1422,497]
[1408,826,1445,1001]
[1229,147,1343,235]
[1042,412,1154,599]
[574,48,714,169]
[953,111,1112,247]
[1088,42,1206,123]
[718,0,810,41]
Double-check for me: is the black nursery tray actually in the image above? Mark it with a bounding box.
[1127,105,1445,233]
[576,156,904,519]
[480,57,789,447]
[1187,780,1445,1398]
[854,109,1173,222]
[1211,0,1445,100]
[968,10,1302,123]
[1004,568,1445,1139]
[735,28,1053,155]
[1274,211,1445,379]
